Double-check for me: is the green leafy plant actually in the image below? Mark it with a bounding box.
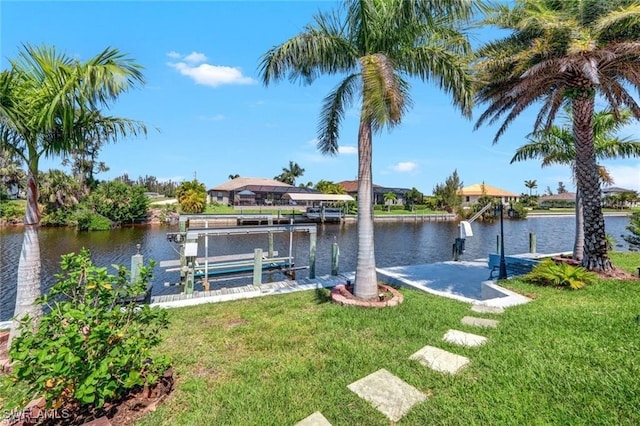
[69,209,113,231]
[7,249,170,410]
[524,259,597,290]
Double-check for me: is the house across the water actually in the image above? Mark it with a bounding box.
[458,183,520,207]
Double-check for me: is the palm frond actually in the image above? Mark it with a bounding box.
[317,74,359,155]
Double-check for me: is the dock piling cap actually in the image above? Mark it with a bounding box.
[459,221,473,238]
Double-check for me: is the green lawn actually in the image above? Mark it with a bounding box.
[136,252,640,425]
[2,253,639,425]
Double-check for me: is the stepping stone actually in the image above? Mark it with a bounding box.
[347,368,426,422]
[410,345,470,374]
[443,329,488,347]
[461,316,499,328]
[295,411,332,426]
[471,305,504,314]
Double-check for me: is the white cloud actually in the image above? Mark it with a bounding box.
[338,145,357,155]
[392,161,418,173]
[606,163,640,191]
[183,52,207,64]
[167,51,255,88]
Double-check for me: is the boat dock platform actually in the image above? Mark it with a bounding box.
[151,252,561,310]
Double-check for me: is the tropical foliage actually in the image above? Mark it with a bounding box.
[524,259,598,290]
[260,0,476,299]
[6,249,170,410]
[0,147,24,199]
[0,44,147,338]
[383,192,397,211]
[524,179,537,196]
[433,169,463,213]
[88,180,150,224]
[623,211,640,250]
[314,180,346,194]
[176,178,207,213]
[511,108,640,259]
[274,161,305,186]
[474,0,640,271]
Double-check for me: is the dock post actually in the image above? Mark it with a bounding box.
[268,217,274,257]
[203,220,209,291]
[496,235,501,254]
[130,244,143,284]
[309,230,317,279]
[331,242,339,276]
[185,262,194,295]
[529,232,536,253]
[253,248,263,286]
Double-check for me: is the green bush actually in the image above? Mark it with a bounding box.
[508,202,528,219]
[7,249,170,410]
[524,259,597,290]
[0,200,24,221]
[70,209,113,231]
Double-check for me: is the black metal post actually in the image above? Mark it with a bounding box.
[498,203,507,279]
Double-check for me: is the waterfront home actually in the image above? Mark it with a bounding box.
[208,177,319,207]
[337,180,412,206]
[602,186,638,208]
[458,183,519,207]
[539,192,576,208]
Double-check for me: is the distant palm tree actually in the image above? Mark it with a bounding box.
[511,109,640,260]
[524,180,537,196]
[383,192,397,211]
[274,161,304,186]
[475,0,640,272]
[260,0,476,300]
[228,174,240,180]
[0,45,146,342]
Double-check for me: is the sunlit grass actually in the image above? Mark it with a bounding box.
[2,253,639,425]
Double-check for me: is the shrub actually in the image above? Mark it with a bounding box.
[7,249,170,410]
[0,200,25,221]
[524,259,597,290]
[70,209,113,231]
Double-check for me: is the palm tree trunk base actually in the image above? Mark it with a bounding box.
[331,283,403,307]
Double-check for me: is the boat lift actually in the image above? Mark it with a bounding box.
[163,216,318,294]
[452,203,494,261]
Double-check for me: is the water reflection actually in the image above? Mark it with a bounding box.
[0,216,632,321]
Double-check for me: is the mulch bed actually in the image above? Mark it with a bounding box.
[1,366,174,426]
[331,283,404,307]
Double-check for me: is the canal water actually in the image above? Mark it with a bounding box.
[0,216,633,321]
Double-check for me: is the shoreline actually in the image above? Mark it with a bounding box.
[0,210,631,229]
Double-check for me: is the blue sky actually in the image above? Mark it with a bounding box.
[2,0,639,195]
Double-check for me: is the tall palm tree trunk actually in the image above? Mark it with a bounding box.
[354,118,378,300]
[573,189,584,260]
[573,95,612,271]
[10,169,42,345]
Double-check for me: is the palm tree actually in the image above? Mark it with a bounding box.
[511,109,640,260]
[383,192,397,211]
[0,45,146,342]
[260,0,476,300]
[524,179,537,196]
[274,161,305,186]
[474,0,640,272]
